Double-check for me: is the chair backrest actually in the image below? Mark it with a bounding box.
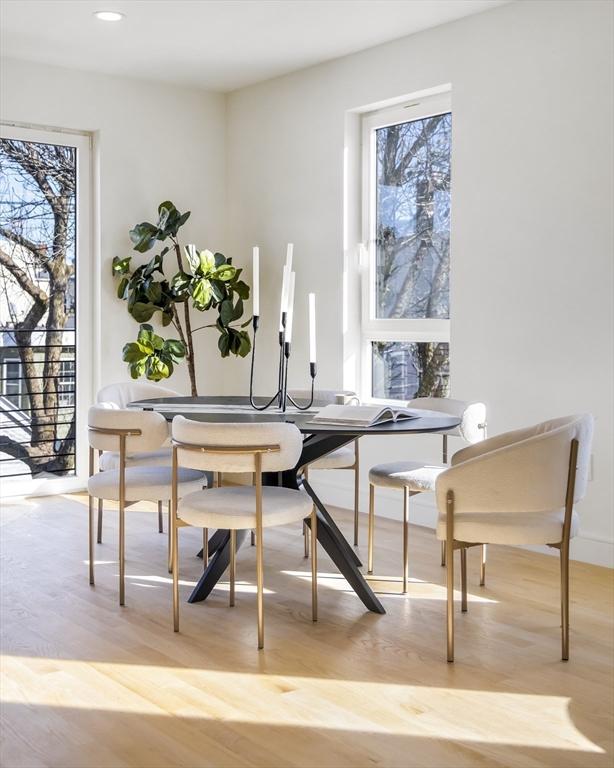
[408,397,486,444]
[289,389,359,406]
[437,413,594,515]
[172,416,303,473]
[96,381,180,409]
[88,404,170,453]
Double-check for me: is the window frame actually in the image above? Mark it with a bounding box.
[360,93,452,404]
[0,123,93,497]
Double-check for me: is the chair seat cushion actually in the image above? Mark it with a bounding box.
[369,461,445,492]
[310,445,355,470]
[99,448,172,471]
[435,509,579,545]
[178,486,313,530]
[88,466,205,503]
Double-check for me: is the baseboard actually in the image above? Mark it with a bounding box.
[312,474,614,569]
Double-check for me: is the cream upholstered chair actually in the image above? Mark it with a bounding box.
[171,416,317,649]
[95,381,180,539]
[87,405,205,605]
[367,398,487,592]
[436,413,593,662]
[291,389,361,548]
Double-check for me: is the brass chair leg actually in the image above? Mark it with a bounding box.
[311,506,318,622]
[446,491,455,662]
[561,547,570,661]
[441,540,446,567]
[368,483,375,574]
[172,521,179,632]
[460,547,468,612]
[303,521,309,558]
[402,488,409,593]
[480,544,487,586]
[167,505,173,574]
[353,439,360,546]
[119,501,125,606]
[158,501,164,534]
[88,494,95,585]
[256,528,264,649]
[229,530,236,607]
[97,498,103,544]
[203,528,209,569]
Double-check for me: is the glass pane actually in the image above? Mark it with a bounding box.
[372,341,450,401]
[375,112,451,319]
[0,138,77,479]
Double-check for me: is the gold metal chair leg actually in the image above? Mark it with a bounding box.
[255,455,264,649]
[303,521,309,558]
[229,530,236,607]
[203,528,209,569]
[480,544,487,586]
[441,540,446,567]
[88,494,95,585]
[368,483,375,574]
[446,491,455,662]
[97,498,103,544]
[172,521,179,632]
[119,501,125,606]
[402,488,409,593]
[167,505,173,574]
[460,547,468,612]
[158,501,164,534]
[561,547,570,661]
[353,439,360,546]
[311,506,318,622]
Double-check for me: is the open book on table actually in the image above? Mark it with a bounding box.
[308,404,421,427]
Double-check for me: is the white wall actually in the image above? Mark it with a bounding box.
[0,57,229,399]
[225,0,614,566]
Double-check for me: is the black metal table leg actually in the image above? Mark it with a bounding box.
[189,529,247,603]
[302,478,385,614]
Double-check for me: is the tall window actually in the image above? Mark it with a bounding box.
[0,125,91,490]
[362,94,451,402]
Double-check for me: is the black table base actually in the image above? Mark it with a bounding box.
[187,432,385,614]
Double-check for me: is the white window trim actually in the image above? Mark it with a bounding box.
[0,123,94,498]
[359,93,451,404]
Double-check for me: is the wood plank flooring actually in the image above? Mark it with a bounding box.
[1,492,613,768]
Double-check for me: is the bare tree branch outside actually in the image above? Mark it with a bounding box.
[0,138,77,479]
[371,112,451,400]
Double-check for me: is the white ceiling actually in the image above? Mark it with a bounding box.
[1,0,509,92]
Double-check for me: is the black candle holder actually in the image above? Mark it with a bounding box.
[249,314,316,412]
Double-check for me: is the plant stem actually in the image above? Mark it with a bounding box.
[172,238,198,396]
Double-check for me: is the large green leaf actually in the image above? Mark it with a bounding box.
[130,301,158,323]
[191,278,212,309]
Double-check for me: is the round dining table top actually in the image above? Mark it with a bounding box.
[129,395,461,436]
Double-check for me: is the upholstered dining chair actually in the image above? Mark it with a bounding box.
[171,416,317,649]
[87,404,205,605]
[367,398,487,592]
[290,389,361,550]
[436,413,593,662]
[95,381,180,540]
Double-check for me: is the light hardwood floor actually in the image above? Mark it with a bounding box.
[1,492,613,768]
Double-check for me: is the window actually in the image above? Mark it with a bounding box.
[0,124,92,491]
[361,94,451,402]
[2,359,21,406]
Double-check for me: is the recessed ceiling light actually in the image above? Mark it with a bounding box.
[94,11,125,22]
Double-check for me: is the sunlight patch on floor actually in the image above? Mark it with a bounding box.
[0,655,602,754]
[282,570,498,603]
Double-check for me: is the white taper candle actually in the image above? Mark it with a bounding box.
[252,247,260,317]
[285,271,296,343]
[308,293,316,363]
[286,243,294,272]
[279,264,289,331]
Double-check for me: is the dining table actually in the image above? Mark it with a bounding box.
[129,395,461,615]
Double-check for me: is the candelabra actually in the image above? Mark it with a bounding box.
[248,314,316,412]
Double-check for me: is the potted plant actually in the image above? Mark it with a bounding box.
[112,201,251,396]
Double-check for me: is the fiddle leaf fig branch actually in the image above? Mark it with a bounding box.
[113,201,251,395]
